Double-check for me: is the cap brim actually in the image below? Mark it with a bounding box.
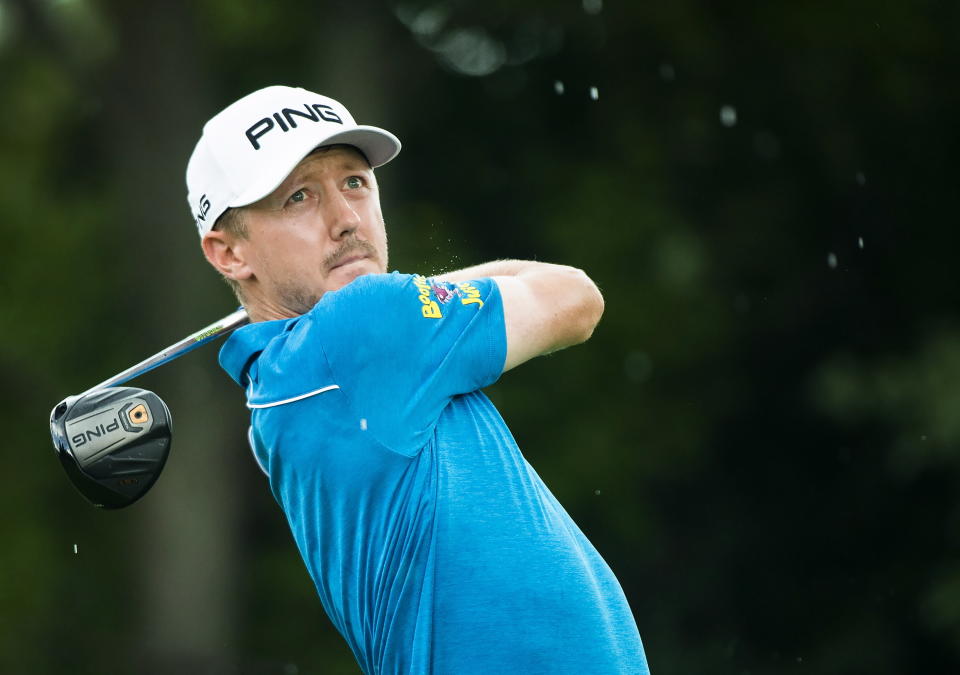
[230,125,401,209]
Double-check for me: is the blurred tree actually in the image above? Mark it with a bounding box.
[99,0,244,671]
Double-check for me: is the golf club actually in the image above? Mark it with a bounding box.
[49,308,249,508]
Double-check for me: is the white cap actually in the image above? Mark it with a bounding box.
[186,85,401,236]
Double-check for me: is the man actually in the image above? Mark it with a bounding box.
[186,85,649,674]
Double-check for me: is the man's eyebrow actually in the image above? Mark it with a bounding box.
[279,155,374,193]
[293,158,371,179]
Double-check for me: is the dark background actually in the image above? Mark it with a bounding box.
[2,1,958,673]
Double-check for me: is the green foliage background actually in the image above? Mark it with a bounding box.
[1,0,958,672]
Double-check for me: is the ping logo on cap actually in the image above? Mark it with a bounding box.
[195,193,212,227]
[245,104,344,150]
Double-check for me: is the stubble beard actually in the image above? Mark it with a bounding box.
[275,281,322,317]
[276,232,389,316]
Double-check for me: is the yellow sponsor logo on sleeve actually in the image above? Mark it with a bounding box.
[457,282,484,308]
[413,275,442,319]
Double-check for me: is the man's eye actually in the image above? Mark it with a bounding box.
[289,189,306,204]
[346,176,363,189]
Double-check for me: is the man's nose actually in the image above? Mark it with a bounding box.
[326,191,362,240]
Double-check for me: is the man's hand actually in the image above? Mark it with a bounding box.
[436,260,604,372]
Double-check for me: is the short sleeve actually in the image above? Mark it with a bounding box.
[304,272,506,456]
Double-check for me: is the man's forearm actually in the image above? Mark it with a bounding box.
[434,259,563,283]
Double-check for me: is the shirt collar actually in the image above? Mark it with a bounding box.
[218,317,294,386]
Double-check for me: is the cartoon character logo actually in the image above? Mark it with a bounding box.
[431,282,461,304]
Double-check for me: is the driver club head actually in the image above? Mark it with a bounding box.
[50,387,172,509]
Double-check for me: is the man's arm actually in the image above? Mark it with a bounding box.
[435,260,604,372]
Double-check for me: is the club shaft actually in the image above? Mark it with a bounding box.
[81,308,250,396]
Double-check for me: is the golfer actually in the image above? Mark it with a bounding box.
[187,85,649,674]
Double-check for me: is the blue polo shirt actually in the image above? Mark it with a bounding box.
[219,272,648,674]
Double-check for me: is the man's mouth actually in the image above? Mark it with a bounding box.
[329,253,368,271]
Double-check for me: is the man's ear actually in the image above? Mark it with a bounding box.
[201,230,253,281]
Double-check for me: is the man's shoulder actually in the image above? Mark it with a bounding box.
[306,271,433,321]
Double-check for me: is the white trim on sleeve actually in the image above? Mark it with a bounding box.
[245,384,341,409]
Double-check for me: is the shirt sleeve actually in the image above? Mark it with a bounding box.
[304,272,507,456]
